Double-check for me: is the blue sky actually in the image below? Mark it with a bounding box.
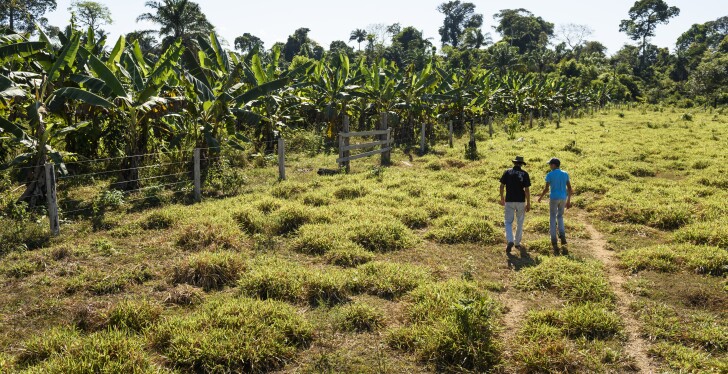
[46,0,727,55]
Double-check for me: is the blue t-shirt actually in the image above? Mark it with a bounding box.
[545,169,570,200]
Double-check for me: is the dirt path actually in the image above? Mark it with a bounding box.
[499,289,528,366]
[582,221,655,373]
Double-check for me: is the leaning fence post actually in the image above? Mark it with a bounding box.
[277,136,286,180]
[448,120,453,148]
[193,148,201,203]
[379,112,391,166]
[340,116,351,173]
[420,122,426,154]
[44,163,59,236]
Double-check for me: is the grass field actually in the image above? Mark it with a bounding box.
[1,106,727,373]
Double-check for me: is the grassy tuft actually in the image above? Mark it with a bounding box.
[324,244,374,268]
[150,297,313,373]
[271,204,316,236]
[232,208,266,235]
[426,215,498,244]
[164,284,204,306]
[141,210,176,230]
[523,304,622,340]
[349,220,418,252]
[515,257,614,304]
[619,244,728,276]
[333,185,368,200]
[176,221,243,251]
[17,328,165,373]
[238,257,350,305]
[675,218,728,249]
[387,279,501,371]
[351,261,432,299]
[332,302,384,332]
[171,251,247,291]
[105,299,162,333]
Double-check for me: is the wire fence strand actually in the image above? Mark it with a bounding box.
[57,161,189,180]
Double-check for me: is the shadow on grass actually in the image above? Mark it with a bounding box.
[507,248,538,271]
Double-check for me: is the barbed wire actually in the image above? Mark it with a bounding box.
[57,161,189,180]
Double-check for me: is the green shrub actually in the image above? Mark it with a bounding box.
[349,220,418,252]
[515,257,614,304]
[325,244,375,268]
[150,297,313,373]
[333,302,384,332]
[141,210,176,230]
[426,216,498,244]
[387,279,501,371]
[172,251,247,291]
[351,261,431,298]
[176,221,243,251]
[619,244,728,276]
[675,219,728,249]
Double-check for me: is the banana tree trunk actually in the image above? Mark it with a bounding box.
[19,101,49,208]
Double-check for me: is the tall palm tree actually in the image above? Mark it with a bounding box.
[349,29,367,51]
[136,0,213,48]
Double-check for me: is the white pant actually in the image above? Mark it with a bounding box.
[504,202,526,245]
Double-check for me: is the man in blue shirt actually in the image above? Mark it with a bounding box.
[537,158,573,255]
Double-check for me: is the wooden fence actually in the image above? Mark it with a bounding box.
[337,115,392,172]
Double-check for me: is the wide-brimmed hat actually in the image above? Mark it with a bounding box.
[512,156,527,165]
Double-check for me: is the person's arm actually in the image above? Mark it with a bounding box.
[566,181,573,209]
[537,182,550,203]
[499,183,506,206]
[525,187,531,211]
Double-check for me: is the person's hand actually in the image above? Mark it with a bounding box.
[499,198,505,206]
[526,203,531,212]
[566,201,572,209]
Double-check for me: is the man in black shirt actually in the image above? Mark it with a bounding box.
[499,156,531,254]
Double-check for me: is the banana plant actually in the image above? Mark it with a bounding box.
[306,53,361,140]
[51,36,186,190]
[394,60,439,145]
[0,26,83,207]
[231,46,313,152]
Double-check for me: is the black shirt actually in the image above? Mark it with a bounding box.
[500,167,531,202]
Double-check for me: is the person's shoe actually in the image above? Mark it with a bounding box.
[515,244,525,252]
[552,241,560,256]
[560,234,567,246]
[506,242,515,254]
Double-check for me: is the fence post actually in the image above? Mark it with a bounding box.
[44,163,59,236]
[488,117,493,138]
[277,136,286,180]
[193,148,201,203]
[420,122,426,154]
[340,116,351,173]
[379,112,391,166]
[448,120,453,148]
